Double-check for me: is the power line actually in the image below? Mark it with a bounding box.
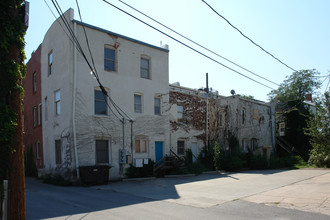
[116,0,279,86]
[201,0,297,72]
[50,0,132,121]
[102,0,275,90]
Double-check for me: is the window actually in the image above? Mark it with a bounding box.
[134,94,142,113]
[33,72,37,92]
[48,51,53,76]
[36,141,41,159]
[95,90,107,115]
[55,90,60,115]
[177,140,185,155]
[242,108,246,125]
[219,112,225,127]
[251,138,258,151]
[33,106,37,127]
[45,97,48,121]
[140,57,150,79]
[38,103,42,125]
[55,140,61,165]
[104,47,115,71]
[177,105,184,121]
[135,139,147,153]
[154,97,161,115]
[96,140,109,164]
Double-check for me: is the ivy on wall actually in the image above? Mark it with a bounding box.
[0,0,26,180]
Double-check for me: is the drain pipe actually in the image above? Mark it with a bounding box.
[72,21,80,179]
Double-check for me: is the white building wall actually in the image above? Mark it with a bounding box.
[40,8,170,180]
[73,18,170,179]
[41,9,75,176]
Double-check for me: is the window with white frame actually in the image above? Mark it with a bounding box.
[33,72,37,92]
[94,90,107,115]
[95,140,109,164]
[38,103,42,125]
[55,90,60,115]
[55,139,61,165]
[134,94,142,113]
[104,47,115,71]
[140,57,150,79]
[154,97,161,115]
[48,51,53,76]
[36,141,41,159]
[33,106,37,127]
[177,105,184,121]
[135,138,147,153]
[177,140,185,155]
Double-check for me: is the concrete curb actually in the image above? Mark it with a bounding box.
[122,177,156,182]
[164,174,195,178]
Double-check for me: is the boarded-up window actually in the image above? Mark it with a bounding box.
[135,139,147,153]
[96,140,109,164]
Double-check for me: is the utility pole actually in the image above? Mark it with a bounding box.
[205,73,209,147]
[1,1,28,219]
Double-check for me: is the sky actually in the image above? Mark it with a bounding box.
[25,0,330,101]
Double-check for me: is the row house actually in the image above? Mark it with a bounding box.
[24,8,275,181]
[25,8,170,180]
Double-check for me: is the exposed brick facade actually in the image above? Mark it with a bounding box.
[23,44,43,168]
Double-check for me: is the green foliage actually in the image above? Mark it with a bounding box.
[24,145,38,177]
[42,174,72,186]
[0,104,17,180]
[125,159,155,178]
[0,0,26,182]
[198,145,215,170]
[249,155,268,169]
[268,69,321,102]
[213,137,245,171]
[283,101,312,161]
[241,95,254,100]
[184,149,193,166]
[305,92,330,167]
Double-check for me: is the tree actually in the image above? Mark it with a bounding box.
[268,69,321,102]
[305,92,330,167]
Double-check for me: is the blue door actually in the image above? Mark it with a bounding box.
[155,142,163,163]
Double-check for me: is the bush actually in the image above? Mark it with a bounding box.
[198,145,215,170]
[125,159,155,178]
[308,144,330,168]
[250,155,268,170]
[42,174,72,186]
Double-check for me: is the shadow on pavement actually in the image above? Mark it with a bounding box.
[26,169,289,219]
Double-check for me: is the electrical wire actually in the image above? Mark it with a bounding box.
[102,0,275,90]
[50,0,132,121]
[116,0,279,87]
[201,0,297,73]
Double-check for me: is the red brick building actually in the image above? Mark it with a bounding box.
[23,44,43,168]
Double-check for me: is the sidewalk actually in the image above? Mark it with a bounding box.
[244,170,330,216]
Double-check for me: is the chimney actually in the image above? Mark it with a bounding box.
[305,94,312,102]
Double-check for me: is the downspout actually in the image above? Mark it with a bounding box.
[73,21,80,179]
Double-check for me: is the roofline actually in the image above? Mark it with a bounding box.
[73,20,169,53]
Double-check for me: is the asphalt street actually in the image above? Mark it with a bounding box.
[26,169,330,220]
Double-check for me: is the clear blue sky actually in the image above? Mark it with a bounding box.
[25,0,330,101]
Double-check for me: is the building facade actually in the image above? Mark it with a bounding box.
[37,9,169,180]
[23,44,44,168]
